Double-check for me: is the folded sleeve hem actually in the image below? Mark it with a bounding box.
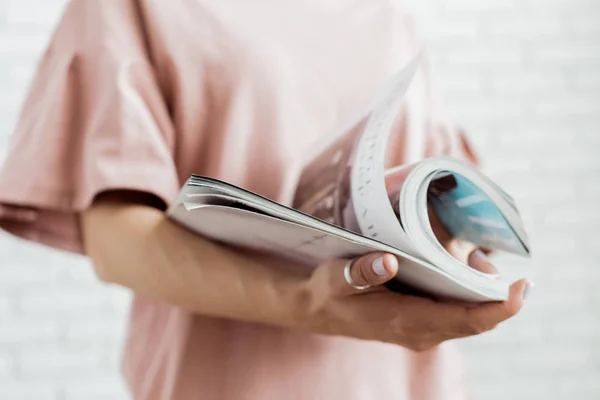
[0,167,181,255]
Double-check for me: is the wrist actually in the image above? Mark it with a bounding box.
[279,274,338,337]
[272,277,312,331]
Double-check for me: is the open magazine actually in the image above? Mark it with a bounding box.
[166,56,531,303]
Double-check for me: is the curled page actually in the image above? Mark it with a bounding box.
[293,55,423,256]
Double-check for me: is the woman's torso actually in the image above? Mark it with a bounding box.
[122,1,470,399]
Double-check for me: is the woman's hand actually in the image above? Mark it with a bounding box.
[297,252,531,352]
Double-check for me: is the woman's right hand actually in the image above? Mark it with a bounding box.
[296,252,531,352]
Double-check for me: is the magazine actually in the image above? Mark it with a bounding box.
[166,56,531,303]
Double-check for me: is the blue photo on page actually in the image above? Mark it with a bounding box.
[427,173,527,255]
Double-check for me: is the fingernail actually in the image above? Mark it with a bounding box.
[372,257,388,276]
[522,281,535,301]
[471,249,500,278]
[474,249,488,263]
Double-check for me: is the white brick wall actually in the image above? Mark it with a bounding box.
[0,0,598,399]
[403,0,600,399]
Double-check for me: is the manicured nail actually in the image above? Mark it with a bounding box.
[372,257,388,276]
[474,249,488,263]
[471,249,500,278]
[522,281,534,301]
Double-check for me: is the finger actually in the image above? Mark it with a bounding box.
[467,249,499,276]
[447,239,476,263]
[454,279,533,336]
[330,252,399,297]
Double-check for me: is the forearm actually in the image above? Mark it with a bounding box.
[80,197,307,329]
[78,194,529,353]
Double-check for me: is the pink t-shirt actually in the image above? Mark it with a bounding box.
[0,1,479,399]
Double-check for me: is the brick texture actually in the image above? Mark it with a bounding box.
[404,0,600,399]
[0,0,598,399]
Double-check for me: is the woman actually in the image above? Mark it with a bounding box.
[0,1,531,399]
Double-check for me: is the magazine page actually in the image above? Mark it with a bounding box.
[396,157,531,260]
[293,55,423,255]
[291,114,369,231]
[426,170,530,255]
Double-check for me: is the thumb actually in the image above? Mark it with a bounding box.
[329,252,399,297]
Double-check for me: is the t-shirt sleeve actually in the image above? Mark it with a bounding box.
[0,0,180,254]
